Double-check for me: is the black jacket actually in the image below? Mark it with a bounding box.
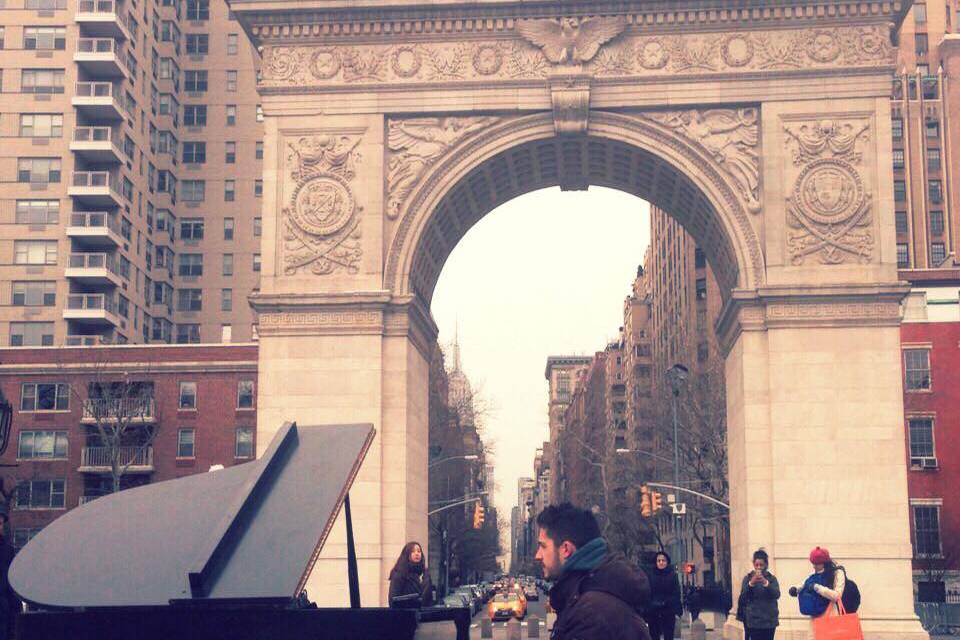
[643,566,683,618]
[549,555,652,640]
[739,571,780,629]
[388,568,433,608]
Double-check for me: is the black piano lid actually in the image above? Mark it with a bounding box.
[9,422,376,609]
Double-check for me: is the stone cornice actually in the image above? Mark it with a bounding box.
[717,283,910,355]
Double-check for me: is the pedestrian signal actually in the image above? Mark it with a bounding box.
[683,562,696,575]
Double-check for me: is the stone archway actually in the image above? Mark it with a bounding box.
[233,1,924,637]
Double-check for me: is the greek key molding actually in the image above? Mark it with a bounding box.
[259,25,894,89]
[259,310,384,332]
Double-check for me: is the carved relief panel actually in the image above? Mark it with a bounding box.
[781,117,874,265]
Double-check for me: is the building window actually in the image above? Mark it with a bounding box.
[892,117,903,140]
[253,254,261,272]
[894,180,907,202]
[12,529,41,550]
[224,218,235,240]
[253,217,262,237]
[182,141,206,164]
[235,427,254,458]
[16,200,59,224]
[185,0,209,20]
[225,105,236,126]
[178,382,197,409]
[915,33,929,56]
[221,288,233,311]
[23,27,66,51]
[695,278,707,300]
[913,505,941,556]
[20,383,69,412]
[10,322,54,346]
[16,479,65,510]
[180,218,204,240]
[931,242,946,265]
[19,114,63,138]
[892,149,905,170]
[897,243,909,268]
[254,180,263,197]
[904,349,931,391]
[12,281,55,307]
[17,158,61,183]
[183,104,207,126]
[177,428,196,458]
[929,180,943,203]
[222,254,234,276]
[18,431,68,459]
[927,148,941,171]
[914,3,927,23]
[14,240,57,265]
[185,70,208,92]
[227,33,238,55]
[926,119,940,138]
[179,253,203,277]
[176,324,201,344]
[908,418,935,459]
[21,69,64,94]
[895,211,908,235]
[255,141,263,160]
[181,180,206,202]
[224,180,235,201]
[237,380,254,409]
[930,211,944,235]
[256,104,263,122]
[185,33,208,54]
[225,142,236,163]
[177,288,202,311]
[226,70,237,92]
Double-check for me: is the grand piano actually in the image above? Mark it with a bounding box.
[8,422,470,640]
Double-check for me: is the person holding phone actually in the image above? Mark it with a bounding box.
[738,548,780,640]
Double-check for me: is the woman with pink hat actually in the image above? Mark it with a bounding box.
[788,547,845,634]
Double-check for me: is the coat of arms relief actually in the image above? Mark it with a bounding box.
[783,118,874,265]
[282,135,363,275]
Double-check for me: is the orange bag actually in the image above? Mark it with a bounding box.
[812,600,864,640]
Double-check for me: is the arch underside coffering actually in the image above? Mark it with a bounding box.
[387,112,763,306]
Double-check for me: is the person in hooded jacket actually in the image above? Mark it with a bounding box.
[388,541,433,608]
[643,551,683,640]
[534,503,651,640]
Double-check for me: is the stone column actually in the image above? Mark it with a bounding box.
[720,287,927,640]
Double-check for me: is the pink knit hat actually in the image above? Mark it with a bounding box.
[809,547,831,564]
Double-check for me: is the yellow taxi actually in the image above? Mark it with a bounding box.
[487,590,526,621]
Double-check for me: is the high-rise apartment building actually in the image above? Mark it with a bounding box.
[543,355,591,502]
[0,0,263,347]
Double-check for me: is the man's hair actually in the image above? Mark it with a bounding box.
[536,503,601,548]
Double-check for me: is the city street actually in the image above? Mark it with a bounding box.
[467,595,551,639]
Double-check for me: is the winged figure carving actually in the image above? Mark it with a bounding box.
[516,16,627,64]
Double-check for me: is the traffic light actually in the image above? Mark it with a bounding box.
[473,503,485,529]
[683,562,696,575]
[640,485,652,517]
[650,490,663,514]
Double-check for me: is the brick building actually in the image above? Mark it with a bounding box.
[0,343,257,547]
[901,287,960,600]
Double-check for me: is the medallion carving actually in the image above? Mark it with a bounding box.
[783,119,873,265]
[645,108,761,214]
[282,135,363,275]
[386,117,499,219]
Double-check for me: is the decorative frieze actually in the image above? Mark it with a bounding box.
[259,25,894,89]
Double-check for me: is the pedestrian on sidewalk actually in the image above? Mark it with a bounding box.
[388,541,434,608]
[736,548,780,640]
[534,503,651,640]
[643,551,682,640]
[788,547,845,636]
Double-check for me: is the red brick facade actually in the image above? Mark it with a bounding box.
[0,344,258,547]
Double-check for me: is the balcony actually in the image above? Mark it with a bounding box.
[74,38,129,78]
[66,212,123,248]
[65,334,110,346]
[65,252,121,287]
[79,446,154,474]
[72,82,126,121]
[63,293,120,326]
[75,0,133,40]
[81,398,155,424]
[69,171,124,206]
[70,127,125,163]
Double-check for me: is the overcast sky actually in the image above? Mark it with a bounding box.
[431,186,651,547]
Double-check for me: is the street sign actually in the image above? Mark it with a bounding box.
[671,503,687,515]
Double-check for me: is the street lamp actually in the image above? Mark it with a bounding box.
[664,364,689,576]
[428,454,478,469]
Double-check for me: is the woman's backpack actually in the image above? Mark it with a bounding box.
[839,567,861,613]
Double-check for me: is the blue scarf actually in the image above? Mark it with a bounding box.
[561,537,609,576]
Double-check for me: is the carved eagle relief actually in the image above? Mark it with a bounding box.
[516,16,627,64]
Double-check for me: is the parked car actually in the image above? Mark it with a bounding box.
[453,587,480,614]
[488,591,526,621]
[443,594,471,609]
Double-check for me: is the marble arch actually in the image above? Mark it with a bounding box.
[230,0,926,637]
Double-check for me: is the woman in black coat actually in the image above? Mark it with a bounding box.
[644,551,683,640]
[388,541,433,608]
